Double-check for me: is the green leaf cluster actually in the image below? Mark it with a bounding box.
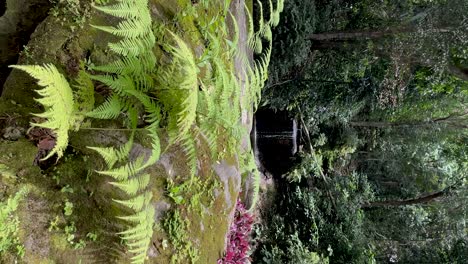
[0,187,29,258]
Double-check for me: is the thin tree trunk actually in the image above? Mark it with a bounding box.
[307,27,452,42]
[363,189,447,208]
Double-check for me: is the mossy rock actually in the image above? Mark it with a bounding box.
[0,0,253,263]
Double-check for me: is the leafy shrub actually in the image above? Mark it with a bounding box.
[253,173,375,264]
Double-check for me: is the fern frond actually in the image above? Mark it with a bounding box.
[252,35,262,54]
[180,133,197,180]
[244,2,254,42]
[86,95,125,119]
[277,0,285,13]
[91,74,135,96]
[142,126,161,168]
[91,57,150,78]
[113,190,152,211]
[119,215,153,240]
[89,1,158,263]
[110,173,150,195]
[91,17,151,39]
[87,134,135,168]
[161,31,198,144]
[108,35,156,57]
[72,69,95,130]
[97,156,145,180]
[118,207,151,223]
[227,11,239,56]
[270,11,280,27]
[92,2,145,19]
[10,64,74,160]
[263,24,272,42]
[256,0,265,35]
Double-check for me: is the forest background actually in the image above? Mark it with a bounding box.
[253,0,467,263]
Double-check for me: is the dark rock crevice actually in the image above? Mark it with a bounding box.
[0,0,51,93]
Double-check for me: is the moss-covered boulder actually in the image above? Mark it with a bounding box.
[0,0,254,263]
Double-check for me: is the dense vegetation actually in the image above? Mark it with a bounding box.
[0,0,466,263]
[254,0,467,263]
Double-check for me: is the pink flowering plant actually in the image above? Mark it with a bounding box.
[218,199,255,264]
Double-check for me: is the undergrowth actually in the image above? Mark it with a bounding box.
[0,186,29,258]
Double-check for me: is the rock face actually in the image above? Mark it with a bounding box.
[0,0,51,92]
[0,0,253,263]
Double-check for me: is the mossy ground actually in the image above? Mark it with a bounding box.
[0,0,253,263]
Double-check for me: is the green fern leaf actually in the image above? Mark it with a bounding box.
[97,155,145,179]
[92,2,145,19]
[109,173,150,195]
[72,69,95,130]
[108,35,156,57]
[118,207,151,223]
[91,17,152,39]
[160,31,198,144]
[87,134,135,168]
[10,64,74,160]
[86,95,125,119]
[113,191,152,211]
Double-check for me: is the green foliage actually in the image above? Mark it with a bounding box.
[63,199,74,216]
[0,187,29,257]
[9,64,75,160]
[254,174,375,263]
[163,210,200,264]
[12,0,286,260]
[88,1,159,262]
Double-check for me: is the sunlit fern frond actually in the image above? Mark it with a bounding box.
[118,206,153,223]
[263,24,272,42]
[256,0,265,36]
[91,16,151,39]
[9,64,74,160]
[108,34,156,57]
[160,31,198,144]
[97,156,146,181]
[143,125,161,168]
[197,83,219,158]
[87,134,135,168]
[118,207,154,239]
[227,11,239,56]
[110,173,151,196]
[245,2,254,43]
[91,74,135,96]
[86,95,126,119]
[91,57,155,89]
[113,191,153,211]
[118,205,155,263]
[277,0,285,13]
[92,1,146,19]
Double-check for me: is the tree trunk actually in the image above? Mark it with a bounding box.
[362,189,447,208]
[307,27,453,42]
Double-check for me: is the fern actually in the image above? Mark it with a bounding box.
[90,1,160,262]
[72,69,95,130]
[159,31,199,144]
[9,64,75,160]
